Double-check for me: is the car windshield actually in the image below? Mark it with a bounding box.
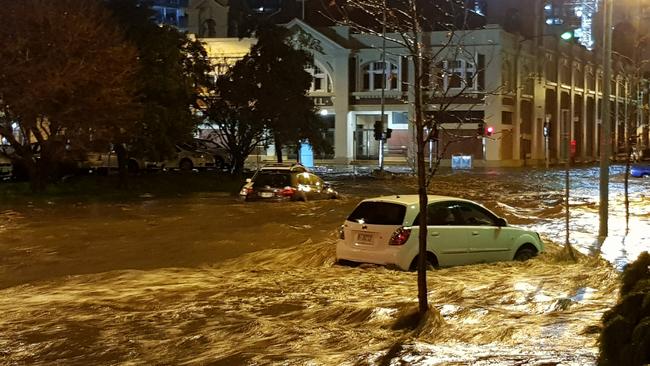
[347,201,406,225]
[253,173,291,188]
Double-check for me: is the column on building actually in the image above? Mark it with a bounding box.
[580,61,589,160]
[333,51,353,163]
[512,42,522,165]
[554,52,562,163]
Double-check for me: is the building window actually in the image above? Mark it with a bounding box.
[587,67,595,90]
[522,65,534,95]
[306,63,333,93]
[545,53,556,82]
[575,63,584,88]
[362,61,398,91]
[502,60,512,92]
[437,59,477,91]
[560,59,571,84]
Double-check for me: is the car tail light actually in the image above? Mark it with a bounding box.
[240,187,253,196]
[389,227,411,246]
[338,225,345,239]
[280,186,296,197]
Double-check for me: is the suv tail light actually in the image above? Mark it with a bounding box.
[281,186,296,197]
[389,227,411,246]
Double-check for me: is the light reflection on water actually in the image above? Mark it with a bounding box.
[0,165,647,365]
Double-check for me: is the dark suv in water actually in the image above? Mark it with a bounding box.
[239,163,338,201]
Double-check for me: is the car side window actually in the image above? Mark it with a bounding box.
[412,202,461,226]
[456,202,497,226]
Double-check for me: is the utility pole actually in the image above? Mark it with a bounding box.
[599,0,613,241]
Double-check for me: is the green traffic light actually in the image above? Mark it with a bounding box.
[560,31,573,41]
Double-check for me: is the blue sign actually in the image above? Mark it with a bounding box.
[300,141,314,168]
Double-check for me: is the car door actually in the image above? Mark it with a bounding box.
[418,202,469,267]
[455,201,514,263]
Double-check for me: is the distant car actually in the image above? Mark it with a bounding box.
[185,138,230,170]
[631,164,650,178]
[239,163,338,201]
[631,147,650,162]
[336,195,544,271]
[80,146,145,174]
[161,144,215,171]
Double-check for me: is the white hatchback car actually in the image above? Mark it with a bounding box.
[336,195,544,270]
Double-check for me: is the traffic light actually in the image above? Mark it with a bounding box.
[560,30,573,41]
[385,128,392,139]
[477,122,485,136]
[486,126,494,136]
[373,121,383,141]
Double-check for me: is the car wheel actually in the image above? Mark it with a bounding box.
[214,156,224,170]
[179,159,193,171]
[514,246,537,261]
[409,253,438,271]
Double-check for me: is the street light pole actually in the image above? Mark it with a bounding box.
[599,0,613,241]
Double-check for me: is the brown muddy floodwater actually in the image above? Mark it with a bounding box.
[0,165,648,365]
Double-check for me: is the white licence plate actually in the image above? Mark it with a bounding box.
[260,192,273,198]
[357,233,374,243]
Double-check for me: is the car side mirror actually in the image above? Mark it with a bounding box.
[495,218,507,227]
[245,178,252,183]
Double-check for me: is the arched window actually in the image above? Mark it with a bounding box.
[201,19,217,37]
[305,63,333,93]
[362,61,398,91]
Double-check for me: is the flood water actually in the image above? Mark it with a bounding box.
[0,165,648,365]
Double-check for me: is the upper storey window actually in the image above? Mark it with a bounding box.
[437,59,477,91]
[306,63,333,93]
[362,61,398,91]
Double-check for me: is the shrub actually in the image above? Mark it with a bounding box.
[598,251,650,366]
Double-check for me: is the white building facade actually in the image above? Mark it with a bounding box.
[200,19,646,167]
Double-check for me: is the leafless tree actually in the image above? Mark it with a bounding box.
[322,0,501,316]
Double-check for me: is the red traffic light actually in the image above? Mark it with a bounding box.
[486,126,494,136]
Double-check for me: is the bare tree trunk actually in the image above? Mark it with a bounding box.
[28,164,47,193]
[410,26,429,315]
[274,135,283,163]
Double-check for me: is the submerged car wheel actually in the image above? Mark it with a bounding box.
[179,159,193,171]
[514,246,537,261]
[409,253,438,271]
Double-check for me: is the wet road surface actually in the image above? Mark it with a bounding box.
[0,165,648,365]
